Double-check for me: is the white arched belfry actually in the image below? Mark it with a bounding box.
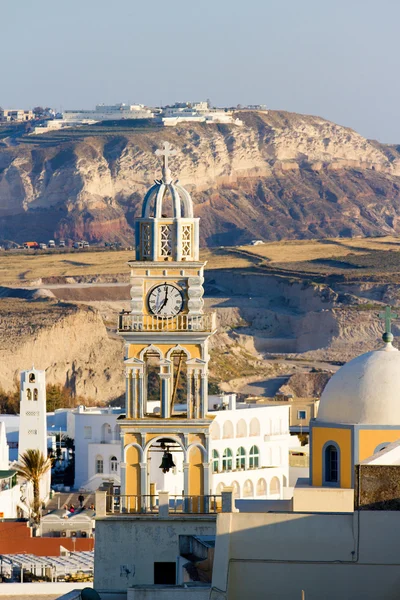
[118,143,216,506]
[136,142,199,263]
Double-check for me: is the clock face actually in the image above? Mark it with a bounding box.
[148,283,184,316]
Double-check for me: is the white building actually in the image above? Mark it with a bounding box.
[161,102,243,127]
[63,103,154,124]
[0,421,21,519]
[208,397,292,500]
[73,406,123,491]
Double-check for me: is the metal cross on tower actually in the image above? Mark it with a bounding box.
[379,305,398,343]
[155,141,177,184]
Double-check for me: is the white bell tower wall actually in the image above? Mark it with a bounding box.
[19,368,50,500]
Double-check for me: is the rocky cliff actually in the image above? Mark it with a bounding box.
[0,298,123,402]
[2,111,400,245]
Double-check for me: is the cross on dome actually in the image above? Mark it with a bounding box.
[379,305,398,343]
[155,141,177,184]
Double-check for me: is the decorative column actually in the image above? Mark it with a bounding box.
[187,370,194,419]
[125,370,132,418]
[120,462,127,511]
[183,462,190,496]
[160,373,171,419]
[138,370,145,418]
[140,462,147,510]
[200,371,207,418]
[203,462,211,498]
[194,370,201,419]
[130,370,138,419]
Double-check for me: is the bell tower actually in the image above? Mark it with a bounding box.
[118,143,216,504]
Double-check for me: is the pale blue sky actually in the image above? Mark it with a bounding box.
[1,0,399,142]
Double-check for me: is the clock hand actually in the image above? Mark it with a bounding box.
[157,285,169,313]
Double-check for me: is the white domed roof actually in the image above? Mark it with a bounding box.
[317,344,400,425]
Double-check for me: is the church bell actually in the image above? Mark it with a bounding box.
[160,450,176,473]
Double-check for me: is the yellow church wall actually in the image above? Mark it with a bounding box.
[312,427,352,488]
[128,343,202,360]
[188,446,204,498]
[125,445,141,498]
[124,433,141,446]
[358,429,400,462]
[188,433,204,445]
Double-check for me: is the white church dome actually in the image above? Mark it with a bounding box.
[316,343,400,425]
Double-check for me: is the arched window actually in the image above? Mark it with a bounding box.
[243,480,254,498]
[324,444,339,484]
[210,421,221,440]
[270,476,280,495]
[33,389,38,401]
[249,418,260,437]
[110,456,118,472]
[223,421,234,439]
[222,448,233,472]
[27,389,32,401]
[29,373,36,383]
[236,447,246,470]
[96,456,103,474]
[256,478,267,496]
[236,419,247,438]
[212,450,219,473]
[374,443,390,454]
[249,445,259,469]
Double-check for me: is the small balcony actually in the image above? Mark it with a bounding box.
[118,312,216,333]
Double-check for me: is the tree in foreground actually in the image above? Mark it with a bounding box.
[15,449,51,523]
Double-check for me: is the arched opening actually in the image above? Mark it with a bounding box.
[143,349,162,415]
[249,445,259,469]
[249,418,260,437]
[212,450,219,473]
[147,436,184,496]
[29,373,36,383]
[168,348,190,416]
[270,476,280,496]
[210,421,221,440]
[232,480,240,499]
[27,389,32,401]
[223,421,234,439]
[101,423,112,443]
[33,389,38,401]
[96,455,103,474]
[222,448,233,472]
[188,445,204,499]
[110,456,118,473]
[324,444,339,484]
[216,482,225,495]
[114,424,120,441]
[243,480,254,498]
[236,419,247,438]
[236,447,246,470]
[256,478,267,496]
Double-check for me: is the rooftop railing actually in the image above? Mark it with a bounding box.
[118,312,216,333]
[104,493,223,516]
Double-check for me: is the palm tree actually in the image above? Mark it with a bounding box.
[15,449,51,523]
